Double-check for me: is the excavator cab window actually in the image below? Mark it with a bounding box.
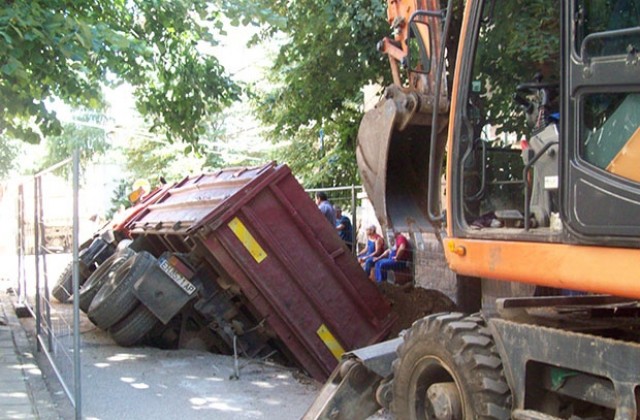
[452,0,640,243]
[576,0,640,57]
[456,0,561,234]
[581,92,640,182]
[575,0,640,184]
[563,0,640,242]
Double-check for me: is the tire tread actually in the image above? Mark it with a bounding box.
[88,251,155,329]
[109,304,159,347]
[392,312,512,419]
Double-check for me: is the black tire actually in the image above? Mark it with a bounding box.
[88,251,155,330]
[109,304,160,347]
[51,262,74,303]
[392,313,512,419]
[51,260,92,303]
[78,248,135,313]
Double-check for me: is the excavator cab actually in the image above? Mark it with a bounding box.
[445,0,640,296]
[359,0,640,292]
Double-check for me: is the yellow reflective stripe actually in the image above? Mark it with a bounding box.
[228,217,267,263]
[317,324,345,360]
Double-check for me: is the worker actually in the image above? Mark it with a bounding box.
[334,205,353,250]
[315,191,336,226]
[358,224,386,278]
[373,233,411,283]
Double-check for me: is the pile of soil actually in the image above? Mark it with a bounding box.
[379,283,456,339]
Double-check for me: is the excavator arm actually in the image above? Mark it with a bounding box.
[305,2,453,419]
[356,0,449,233]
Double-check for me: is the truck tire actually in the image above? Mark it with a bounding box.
[52,260,92,303]
[51,263,74,303]
[78,248,135,313]
[109,304,160,347]
[392,313,512,419]
[88,251,155,330]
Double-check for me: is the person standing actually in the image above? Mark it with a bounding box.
[334,205,353,250]
[315,191,336,226]
[373,232,411,283]
[358,225,386,278]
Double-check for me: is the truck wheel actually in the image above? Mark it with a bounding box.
[88,251,155,329]
[51,262,74,303]
[109,304,160,347]
[52,260,92,303]
[78,248,135,313]
[392,313,511,419]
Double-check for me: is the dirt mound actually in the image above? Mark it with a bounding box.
[379,283,456,338]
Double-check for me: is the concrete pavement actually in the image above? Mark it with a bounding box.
[0,287,60,420]
[0,282,322,420]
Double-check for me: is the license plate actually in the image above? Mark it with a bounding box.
[159,258,197,295]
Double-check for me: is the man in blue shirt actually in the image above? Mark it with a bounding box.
[334,205,353,250]
[315,191,336,226]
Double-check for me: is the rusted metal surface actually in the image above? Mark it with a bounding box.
[127,165,274,236]
[110,182,175,235]
[126,163,396,381]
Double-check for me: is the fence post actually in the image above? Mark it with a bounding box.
[33,176,42,351]
[37,175,53,352]
[72,148,82,420]
[17,184,26,305]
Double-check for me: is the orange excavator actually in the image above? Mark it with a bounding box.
[306,0,640,418]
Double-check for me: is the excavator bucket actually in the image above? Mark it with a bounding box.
[302,338,402,420]
[358,0,451,232]
[356,86,448,232]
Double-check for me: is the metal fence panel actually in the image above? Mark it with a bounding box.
[16,155,82,418]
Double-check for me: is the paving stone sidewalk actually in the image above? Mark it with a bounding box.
[0,288,61,420]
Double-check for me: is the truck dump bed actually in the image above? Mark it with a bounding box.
[127,162,396,380]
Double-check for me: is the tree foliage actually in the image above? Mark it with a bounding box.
[39,110,110,176]
[223,0,391,187]
[0,137,20,179]
[225,0,563,184]
[0,0,240,145]
[269,106,361,188]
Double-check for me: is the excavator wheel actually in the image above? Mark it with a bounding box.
[391,313,511,419]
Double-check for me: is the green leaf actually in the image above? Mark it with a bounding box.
[9,24,23,40]
[0,30,12,44]
[74,32,87,48]
[1,59,18,75]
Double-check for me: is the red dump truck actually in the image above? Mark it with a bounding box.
[83,162,396,381]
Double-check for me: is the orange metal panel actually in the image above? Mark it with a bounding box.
[443,238,640,298]
[445,0,474,238]
[606,126,640,182]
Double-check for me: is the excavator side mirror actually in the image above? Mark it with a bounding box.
[407,20,433,75]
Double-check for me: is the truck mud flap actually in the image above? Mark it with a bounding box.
[132,253,197,325]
